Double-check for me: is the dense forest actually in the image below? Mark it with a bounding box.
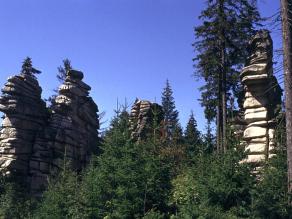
[0,0,292,218]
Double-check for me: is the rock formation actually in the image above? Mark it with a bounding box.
[240,30,282,164]
[30,70,99,194]
[0,73,48,179]
[0,67,99,196]
[129,99,164,141]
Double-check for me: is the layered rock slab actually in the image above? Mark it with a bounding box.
[240,30,282,164]
[0,69,100,196]
[0,73,48,178]
[30,70,99,194]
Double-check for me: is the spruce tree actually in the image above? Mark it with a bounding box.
[48,59,72,106]
[21,57,41,76]
[193,0,261,152]
[57,59,72,83]
[204,122,215,153]
[161,79,179,142]
[184,111,202,157]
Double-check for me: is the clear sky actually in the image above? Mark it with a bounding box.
[0,0,281,133]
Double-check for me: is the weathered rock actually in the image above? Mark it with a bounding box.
[0,73,48,178]
[240,30,282,164]
[243,126,267,140]
[0,67,100,197]
[244,107,268,122]
[129,99,164,141]
[30,69,99,195]
[243,96,268,109]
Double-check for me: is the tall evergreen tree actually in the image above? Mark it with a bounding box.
[161,79,179,142]
[204,122,215,153]
[184,111,202,157]
[193,0,261,152]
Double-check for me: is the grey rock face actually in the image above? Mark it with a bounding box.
[30,69,99,195]
[240,30,282,164]
[0,74,48,178]
[0,69,99,196]
[129,99,164,141]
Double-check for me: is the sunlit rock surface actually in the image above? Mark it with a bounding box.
[129,99,164,141]
[240,30,282,164]
[0,69,99,196]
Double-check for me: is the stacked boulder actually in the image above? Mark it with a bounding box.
[0,65,100,196]
[30,70,99,194]
[0,73,47,179]
[129,99,164,141]
[240,30,282,164]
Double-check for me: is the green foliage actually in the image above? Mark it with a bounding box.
[57,59,72,83]
[194,0,261,122]
[252,150,292,219]
[142,209,166,219]
[184,111,202,157]
[0,175,34,219]
[34,168,83,219]
[80,130,172,218]
[21,57,41,76]
[161,80,180,141]
[171,148,255,218]
[48,59,73,106]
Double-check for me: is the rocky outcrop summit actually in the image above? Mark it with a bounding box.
[129,99,164,141]
[240,30,282,164]
[0,67,99,195]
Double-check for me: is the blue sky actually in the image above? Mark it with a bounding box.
[0,0,281,133]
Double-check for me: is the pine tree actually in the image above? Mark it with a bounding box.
[184,111,202,157]
[161,79,179,142]
[21,57,41,76]
[193,0,261,152]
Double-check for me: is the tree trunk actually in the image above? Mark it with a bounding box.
[219,0,227,153]
[281,0,292,199]
[217,92,222,152]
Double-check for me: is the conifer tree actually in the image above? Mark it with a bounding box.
[204,122,215,153]
[48,59,72,106]
[21,57,41,76]
[57,59,72,83]
[184,111,202,156]
[194,0,261,152]
[161,80,179,142]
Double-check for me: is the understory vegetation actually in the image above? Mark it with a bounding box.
[0,108,290,219]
